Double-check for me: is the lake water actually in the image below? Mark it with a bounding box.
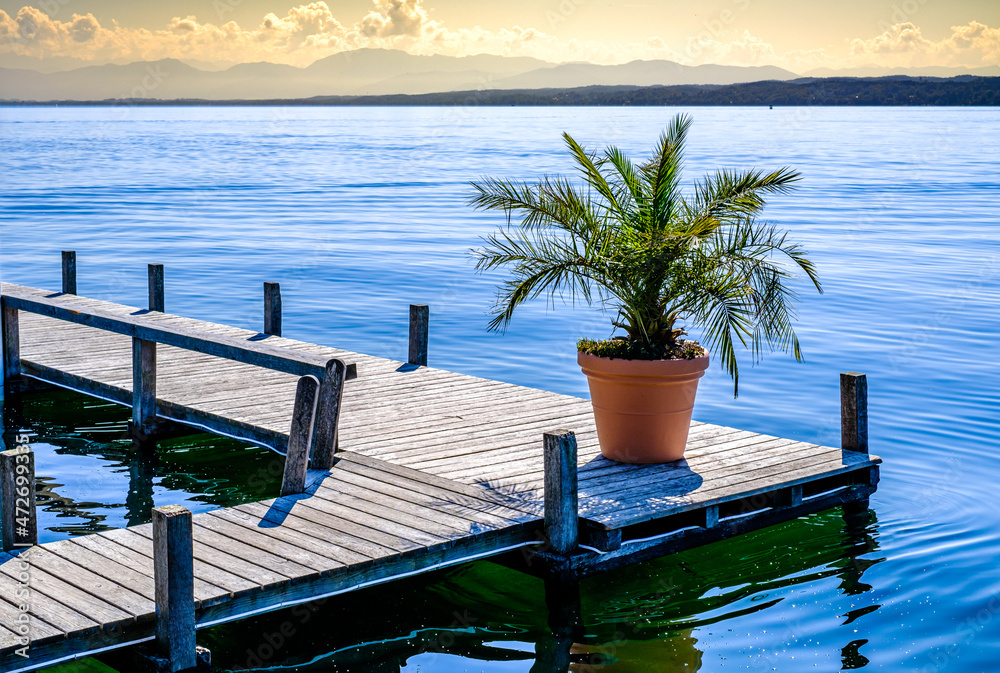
[0,105,998,672]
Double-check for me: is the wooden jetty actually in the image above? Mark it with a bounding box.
[0,257,880,673]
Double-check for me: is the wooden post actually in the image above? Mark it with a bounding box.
[132,338,157,438]
[61,250,77,295]
[1,306,19,387]
[310,358,348,470]
[152,505,196,672]
[841,372,868,454]
[408,304,428,366]
[148,264,165,313]
[264,282,281,337]
[281,375,319,496]
[543,430,578,555]
[1,446,37,551]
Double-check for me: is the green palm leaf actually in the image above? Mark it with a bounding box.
[468,114,822,395]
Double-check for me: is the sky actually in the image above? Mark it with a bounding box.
[0,0,998,72]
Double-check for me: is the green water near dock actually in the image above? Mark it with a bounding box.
[5,386,879,673]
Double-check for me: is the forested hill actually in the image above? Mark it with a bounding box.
[5,75,999,106]
[312,76,1000,106]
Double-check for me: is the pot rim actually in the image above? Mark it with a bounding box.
[577,349,710,377]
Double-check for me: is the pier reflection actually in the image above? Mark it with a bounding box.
[194,504,882,672]
[1,387,285,538]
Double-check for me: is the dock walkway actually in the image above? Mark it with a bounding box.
[0,281,880,672]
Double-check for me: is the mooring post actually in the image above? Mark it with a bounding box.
[132,338,157,439]
[310,358,348,470]
[148,264,165,313]
[1,446,37,552]
[408,304,428,367]
[61,250,77,295]
[263,282,282,337]
[543,430,579,555]
[152,505,196,672]
[1,304,19,392]
[281,375,320,496]
[841,372,868,454]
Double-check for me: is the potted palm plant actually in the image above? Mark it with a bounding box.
[469,114,822,464]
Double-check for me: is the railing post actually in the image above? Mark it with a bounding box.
[61,250,77,295]
[543,430,579,555]
[408,304,428,367]
[2,305,20,390]
[264,282,281,337]
[148,264,164,313]
[152,505,196,672]
[1,444,37,552]
[841,372,868,454]
[310,358,347,470]
[281,375,319,496]
[132,338,157,439]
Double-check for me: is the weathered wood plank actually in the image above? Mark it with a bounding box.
[102,529,258,598]
[0,563,97,637]
[71,533,227,606]
[0,556,137,630]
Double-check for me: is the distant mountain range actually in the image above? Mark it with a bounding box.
[2,49,996,103]
[0,48,800,101]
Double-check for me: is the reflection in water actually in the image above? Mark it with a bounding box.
[1,388,285,541]
[4,387,884,672]
[193,504,882,672]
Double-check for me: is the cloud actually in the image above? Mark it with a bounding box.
[0,2,998,72]
[360,0,428,38]
[847,21,1000,68]
[684,30,777,66]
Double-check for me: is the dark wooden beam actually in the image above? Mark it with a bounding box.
[264,282,281,337]
[408,304,428,367]
[148,264,165,313]
[61,250,77,295]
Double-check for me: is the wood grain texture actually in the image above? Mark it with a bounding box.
[281,376,319,496]
[153,505,196,671]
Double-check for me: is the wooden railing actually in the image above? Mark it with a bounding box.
[0,281,357,471]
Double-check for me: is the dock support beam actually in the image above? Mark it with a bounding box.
[1,445,37,552]
[841,372,868,454]
[310,358,348,470]
[149,264,165,313]
[281,375,319,495]
[408,304,428,367]
[132,338,157,441]
[61,251,77,295]
[153,505,197,672]
[543,430,578,556]
[264,282,281,337]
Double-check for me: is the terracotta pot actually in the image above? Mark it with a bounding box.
[578,351,710,463]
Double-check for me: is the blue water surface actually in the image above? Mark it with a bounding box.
[1,106,999,672]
